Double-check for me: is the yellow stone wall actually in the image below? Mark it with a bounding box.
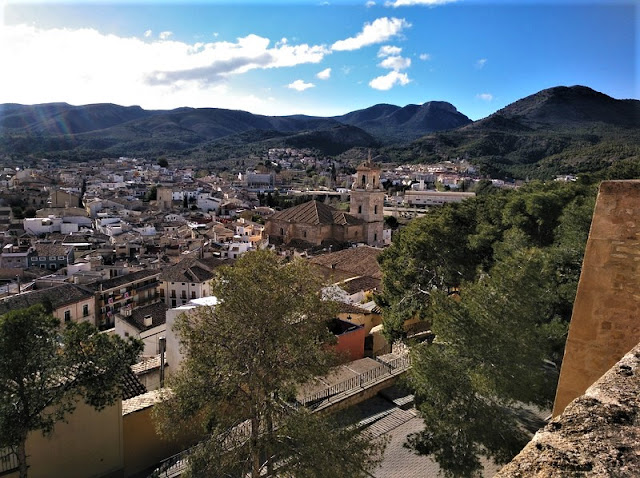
[4,400,124,478]
[553,180,640,416]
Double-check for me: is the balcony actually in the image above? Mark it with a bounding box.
[133,282,159,293]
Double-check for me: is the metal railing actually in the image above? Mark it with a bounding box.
[148,354,412,477]
[299,355,411,408]
[148,448,190,478]
[0,446,19,476]
[375,354,411,371]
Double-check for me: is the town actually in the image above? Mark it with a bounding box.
[1,1,637,475]
[0,148,497,477]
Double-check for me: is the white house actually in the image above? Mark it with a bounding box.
[165,296,218,375]
[114,302,168,356]
[196,193,221,213]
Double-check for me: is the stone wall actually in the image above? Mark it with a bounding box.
[553,180,640,416]
[496,342,640,477]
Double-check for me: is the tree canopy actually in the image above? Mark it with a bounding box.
[377,180,597,477]
[154,250,385,478]
[0,304,142,478]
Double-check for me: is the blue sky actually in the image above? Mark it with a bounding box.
[1,1,637,120]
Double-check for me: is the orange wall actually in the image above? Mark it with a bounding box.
[334,326,366,361]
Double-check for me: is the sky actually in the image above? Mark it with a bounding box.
[0,0,637,120]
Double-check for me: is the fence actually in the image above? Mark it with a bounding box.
[299,354,411,408]
[149,354,411,477]
[0,446,18,476]
[148,448,190,478]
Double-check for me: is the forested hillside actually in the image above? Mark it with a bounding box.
[383,86,640,179]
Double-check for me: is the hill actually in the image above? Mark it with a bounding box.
[384,86,640,179]
[1,86,638,179]
[334,101,471,142]
[0,99,463,160]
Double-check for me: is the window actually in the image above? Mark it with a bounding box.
[374,205,378,215]
[49,256,56,260]
[160,289,165,298]
[303,231,307,238]
[39,256,46,261]
[64,310,71,322]
[181,291,187,299]
[58,256,65,260]
[82,304,89,317]
[171,290,176,298]
[358,205,362,214]
[280,228,284,235]
[374,233,377,242]
[191,291,196,299]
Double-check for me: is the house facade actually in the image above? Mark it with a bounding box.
[91,270,161,330]
[27,244,75,271]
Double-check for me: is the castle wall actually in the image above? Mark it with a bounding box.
[553,180,640,416]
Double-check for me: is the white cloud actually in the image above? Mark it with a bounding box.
[378,45,402,57]
[419,53,431,61]
[288,79,315,91]
[144,30,152,38]
[331,17,411,51]
[316,68,331,80]
[0,24,331,111]
[476,93,493,101]
[366,1,376,6]
[385,0,457,7]
[475,58,487,69]
[379,55,411,71]
[369,71,410,90]
[159,31,173,40]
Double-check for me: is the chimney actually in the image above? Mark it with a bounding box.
[143,315,153,327]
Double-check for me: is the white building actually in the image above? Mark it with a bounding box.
[114,302,168,357]
[165,296,218,374]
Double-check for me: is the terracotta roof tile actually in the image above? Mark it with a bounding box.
[310,246,383,279]
[270,200,362,226]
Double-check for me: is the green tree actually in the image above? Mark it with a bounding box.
[154,250,385,477]
[157,157,169,168]
[405,249,566,477]
[378,201,480,340]
[378,181,596,476]
[144,185,157,202]
[0,305,142,478]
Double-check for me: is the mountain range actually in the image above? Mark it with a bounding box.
[1,85,638,179]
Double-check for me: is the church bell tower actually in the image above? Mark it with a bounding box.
[350,154,384,246]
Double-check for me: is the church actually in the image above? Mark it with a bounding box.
[265,160,385,247]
